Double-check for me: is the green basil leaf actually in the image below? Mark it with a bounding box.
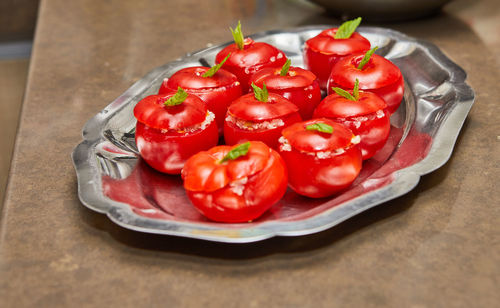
[219,142,251,163]
[334,17,362,39]
[357,46,378,70]
[331,87,356,101]
[280,59,291,76]
[306,123,333,134]
[203,53,231,78]
[164,87,188,106]
[353,78,360,100]
[251,82,268,102]
[230,20,244,50]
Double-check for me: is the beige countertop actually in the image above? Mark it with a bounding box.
[0,0,498,306]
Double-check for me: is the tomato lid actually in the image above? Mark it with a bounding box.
[314,91,387,118]
[228,92,299,122]
[182,141,271,192]
[215,38,286,70]
[133,93,207,130]
[331,53,402,89]
[250,66,317,89]
[282,118,355,152]
[305,29,370,55]
[165,66,239,90]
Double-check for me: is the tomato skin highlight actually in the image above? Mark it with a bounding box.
[304,29,370,90]
[215,38,287,93]
[279,119,362,198]
[134,93,219,174]
[313,91,390,160]
[327,53,404,114]
[159,67,242,135]
[223,92,301,150]
[250,66,322,119]
[182,141,288,223]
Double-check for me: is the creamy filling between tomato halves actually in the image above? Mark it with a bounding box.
[225,114,284,131]
[159,111,215,134]
[278,135,361,159]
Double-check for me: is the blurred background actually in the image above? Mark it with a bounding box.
[0,0,498,204]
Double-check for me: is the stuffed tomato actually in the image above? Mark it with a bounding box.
[182,141,288,223]
[314,79,390,160]
[303,17,370,90]
[327,47,404,114]
[134,87,218,174]
[215,21,287,93]
[224,83,301,150]
[158,54,242,135]
[278,119,362,198]
[249,59,321,119]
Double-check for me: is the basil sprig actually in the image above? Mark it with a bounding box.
[164,87,188,106]
[334,17,362,39]
[219,142,251,163]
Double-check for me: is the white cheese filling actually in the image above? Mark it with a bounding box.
[279,135,360,159]
[160,111,215,134]
[225,114,284,131]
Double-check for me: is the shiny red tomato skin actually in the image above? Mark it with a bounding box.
[182,142,288,223]
[223,92,301,150]
[313,92,391,160]
[158,67,242,135]
[304,29,370,90]
[280,146,362,198]
[224,112,302,150]
[249,67,322,119]
[279,119,362,198]
[327,53,404,114]
[135,120,218,174]
[215,38,287,93]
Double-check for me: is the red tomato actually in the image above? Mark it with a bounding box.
[215,38,287,93]
[182,141,288,223]
[134,92,218,174]
[249,66,322,119]
[224,92,301,150]
[313,91,390,160]
[159,66,242,135]
[304,29,370,90]
[327,53,404,114]
[279,119,362,198]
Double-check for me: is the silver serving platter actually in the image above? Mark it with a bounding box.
[72,26,474,243]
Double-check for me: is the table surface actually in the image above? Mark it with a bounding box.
[1,0,499,307]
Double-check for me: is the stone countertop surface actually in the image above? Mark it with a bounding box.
[0,0,498,307]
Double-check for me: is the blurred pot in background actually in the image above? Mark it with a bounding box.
[309,0,451,22]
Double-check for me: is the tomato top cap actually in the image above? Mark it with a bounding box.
[282,119,357,152]
[182,141,271,192]
[133,91,207,130]
[314,90,387,118]
[228,92,299,122]
[166,66,239,90]
[250,66,317,89]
